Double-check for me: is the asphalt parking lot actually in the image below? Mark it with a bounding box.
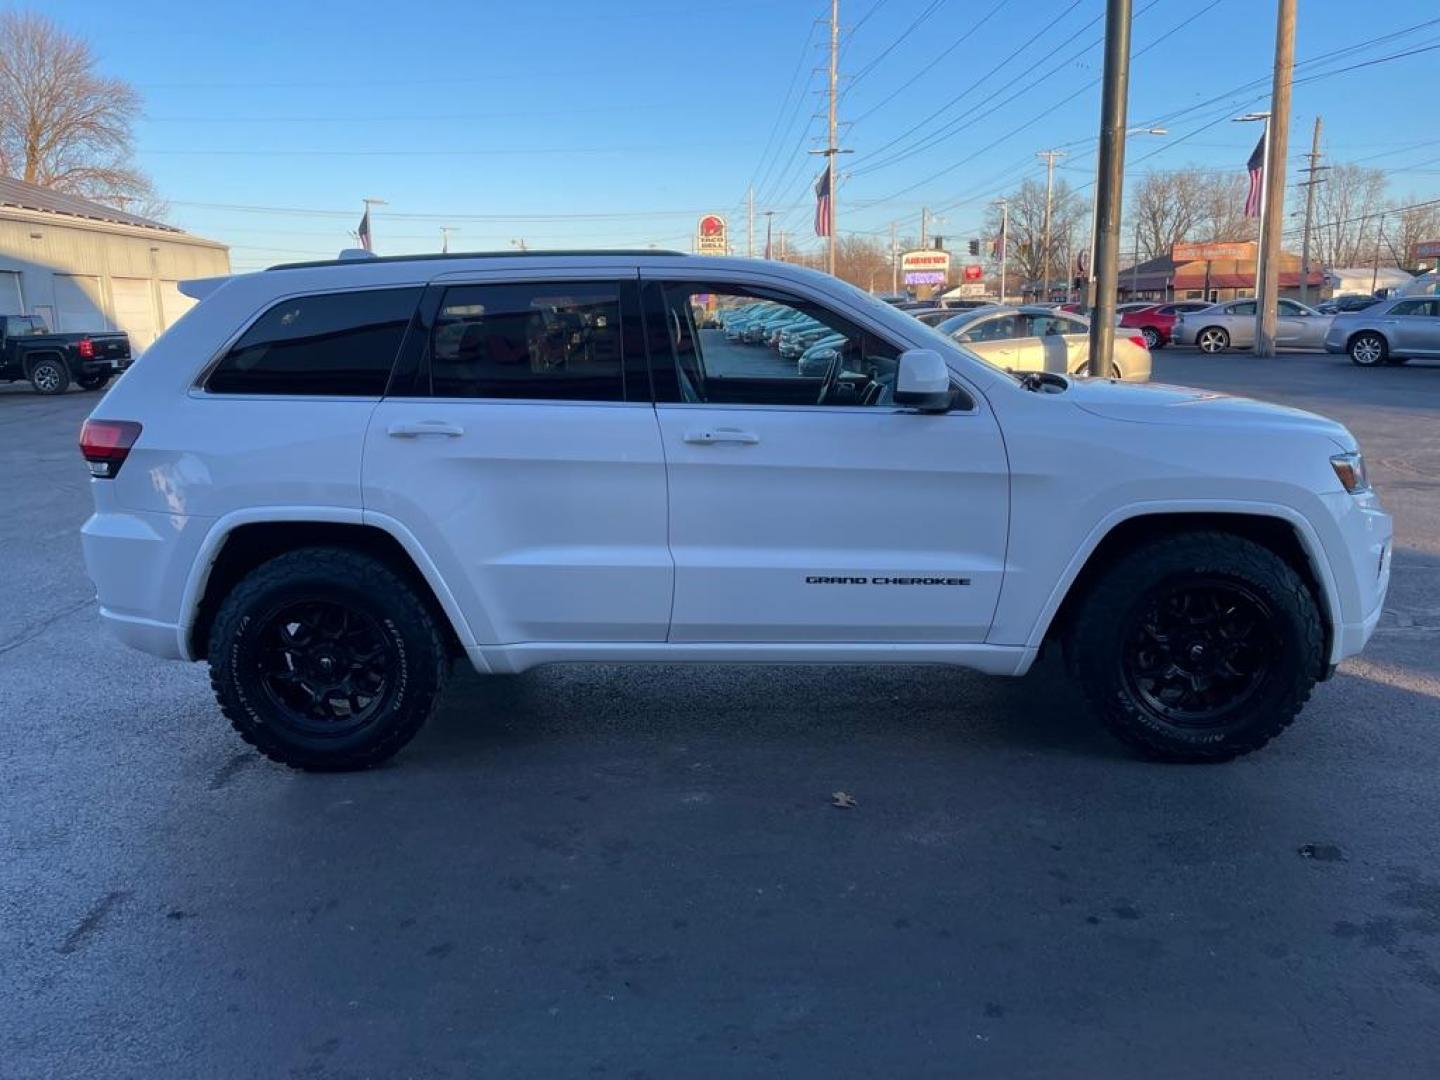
[4,348,1439,1078]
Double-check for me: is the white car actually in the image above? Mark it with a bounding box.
[1172,298,1334,353]
[80,251,1391,770]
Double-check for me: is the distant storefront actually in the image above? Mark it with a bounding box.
[1119,242,1324,304]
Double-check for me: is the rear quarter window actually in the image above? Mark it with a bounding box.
[206,287,421,396]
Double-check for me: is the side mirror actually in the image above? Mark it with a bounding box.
[894,349,953,412]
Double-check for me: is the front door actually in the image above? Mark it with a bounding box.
[1384,298,1440,356]
[364,273,672,645]
[642,274,1009,644]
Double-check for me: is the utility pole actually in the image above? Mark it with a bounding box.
[762,209,777,258]
[890,221,898,293]
[1298,115,1325,306]
[920,207,928,249]
[1085,0,1131,377]
[995,199,1009,302]
[439,226,457,254]
[1371,212,1386,295]
[1255,0,1296,357]
[1131,218,1142,297]
[1037,150,1066,302]
[747,186,755,258]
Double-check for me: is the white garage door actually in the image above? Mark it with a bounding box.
[0,271,23,316]
[159,280,196,329]
[53,274,107,333]
[111,277,159,351]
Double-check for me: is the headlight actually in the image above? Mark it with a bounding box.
[1330,451,1370,493]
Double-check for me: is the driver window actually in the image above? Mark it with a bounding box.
[651,284,901,408]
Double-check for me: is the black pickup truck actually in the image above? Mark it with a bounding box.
[0,315,132,395]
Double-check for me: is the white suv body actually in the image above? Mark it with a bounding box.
[80,253,1391,769]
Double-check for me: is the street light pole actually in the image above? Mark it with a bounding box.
[1086,0,1132,377]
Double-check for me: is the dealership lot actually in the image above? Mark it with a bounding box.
[3,349,1439,1077]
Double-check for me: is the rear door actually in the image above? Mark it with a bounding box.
[641,271,1009,644]
[363,270,672,646]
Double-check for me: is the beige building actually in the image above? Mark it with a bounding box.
[0,176,229,352]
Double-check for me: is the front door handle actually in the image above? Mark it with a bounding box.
[388,420,465,438]
[683,428,760,446]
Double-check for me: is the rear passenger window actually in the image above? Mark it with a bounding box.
[429,283,625,401]
[207,288,419,396]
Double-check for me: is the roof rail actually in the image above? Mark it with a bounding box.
[266,248,688,271]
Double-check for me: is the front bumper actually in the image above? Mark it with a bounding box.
[1323,489,1392,663]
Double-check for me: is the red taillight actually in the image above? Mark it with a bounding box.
[1128,334,1148,350]
[78,338,95,359]
[79,420,142,478]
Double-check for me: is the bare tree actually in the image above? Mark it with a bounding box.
[1310,163,1387,268]
[1189,172,1256,246]
[984,177,1085,289]
[1385,195,1440,269]
[0,10,162,217]
[1130,169,1201,261]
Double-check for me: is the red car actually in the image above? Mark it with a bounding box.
[1120,300,1214,350]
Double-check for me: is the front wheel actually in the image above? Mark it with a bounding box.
[29,357,70,395]
[1066,532,1323,762]
[208,547,448,771]
[1348,332,1387,366]
[1196,327,1229,354]
[1140,326,1161,350]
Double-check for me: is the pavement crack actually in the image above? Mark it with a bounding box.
[57,890,129,955]
[0,596,94,658]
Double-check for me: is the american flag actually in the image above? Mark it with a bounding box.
[357,207,373,251]
[1243,134,1266,219]
[814,164,832,238]
[991,216,1006,259]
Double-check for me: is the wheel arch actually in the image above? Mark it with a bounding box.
[1031,507,1338,668]
[21,349,65,375]
[1346,328,1390,354]
[184,511,474,662]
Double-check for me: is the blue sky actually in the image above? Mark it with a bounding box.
[38,0,1440,269]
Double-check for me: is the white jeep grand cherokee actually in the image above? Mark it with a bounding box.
[79,251,1391,770]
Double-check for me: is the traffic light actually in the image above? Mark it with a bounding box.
[967,239,980,256]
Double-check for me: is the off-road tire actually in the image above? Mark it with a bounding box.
[28,357,69,395]
[209,547,448,771]
[1066,532,1323,762]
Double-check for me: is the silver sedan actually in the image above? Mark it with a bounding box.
[1171,298,1334,353]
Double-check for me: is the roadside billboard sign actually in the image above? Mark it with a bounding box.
[901,249,950,286]
[1415,240,1440,258]
[696,214,728,254]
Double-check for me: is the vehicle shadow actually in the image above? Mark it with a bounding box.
[413,650,1128,766]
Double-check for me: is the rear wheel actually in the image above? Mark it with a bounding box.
[28,357,69,395]
[1348,332,1387,366]
[1066,532,1322,762]
[1196,327,1229,354]
[209,547,448,771]
[1140,326,1161,350]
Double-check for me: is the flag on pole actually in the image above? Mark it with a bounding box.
[814,164,833,238]
[358,207,373,251]
[764,215,773,259]
[992,217,1006,259]
[1243,134,1265,219]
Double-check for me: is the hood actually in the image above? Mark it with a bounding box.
[1067,378,1354,449]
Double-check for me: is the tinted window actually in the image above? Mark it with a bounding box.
[429,283,626,400]
[650,283,900,407]
[208,288,419,396]
[1390,299,1433,316]
[1228,301,1256,316]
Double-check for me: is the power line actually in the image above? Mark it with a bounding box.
[843,0,946,93]
[744,14,824,201]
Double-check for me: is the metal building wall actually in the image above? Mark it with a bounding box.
[0,211,230,351]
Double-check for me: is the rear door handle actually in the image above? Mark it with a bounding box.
[683,428,760,446]
[387,420,465,438]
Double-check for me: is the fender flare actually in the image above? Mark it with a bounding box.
[175,506,477,661]
[1021,499,1343,660]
